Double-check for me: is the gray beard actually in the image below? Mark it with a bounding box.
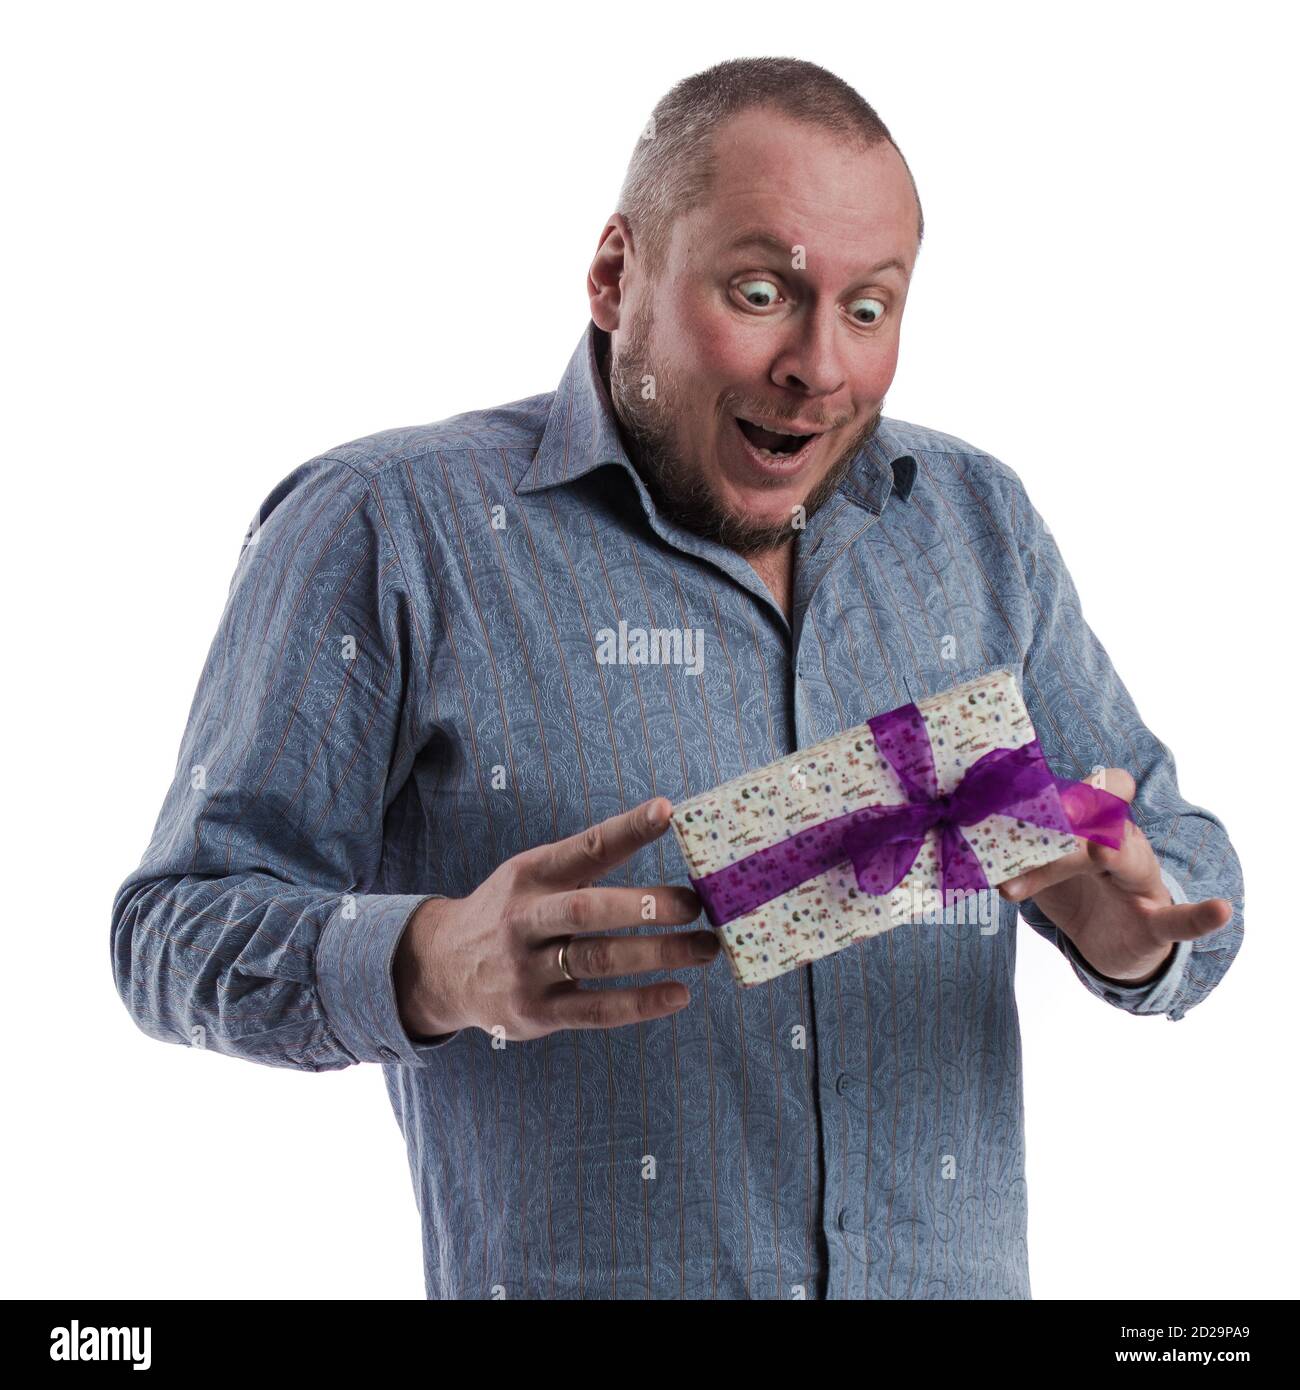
[601,309,882,555]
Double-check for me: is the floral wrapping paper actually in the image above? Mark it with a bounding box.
[670,666,1081,987]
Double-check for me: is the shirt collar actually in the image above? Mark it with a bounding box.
[516,321,916,512]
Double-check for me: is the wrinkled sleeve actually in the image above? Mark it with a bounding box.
[1009,479,1244,1021]
[110,458,457,1070]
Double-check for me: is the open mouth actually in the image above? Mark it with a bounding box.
[732,415,822,470]
[735,416,816,456]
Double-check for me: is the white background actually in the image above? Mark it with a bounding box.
[3,0,1294,1300]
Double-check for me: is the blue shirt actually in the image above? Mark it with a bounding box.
[111,320,1244,1299]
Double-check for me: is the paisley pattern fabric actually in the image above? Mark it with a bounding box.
[111,320,1244,1299]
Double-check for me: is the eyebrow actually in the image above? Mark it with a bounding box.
[723,230,909,281]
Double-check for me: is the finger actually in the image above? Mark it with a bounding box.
[1001,800,1158,903]
[1061,767,1135,840]
[528,798,675,887]
[998,844,1092,902]
[537,980,693,1033]
[1092,766,1136,803]
[1147,897,1234,943]
[526,885,701,936]
[1081,808,1183,898]
[544,928,720,982]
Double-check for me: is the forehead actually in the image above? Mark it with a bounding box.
[673,108,917,271]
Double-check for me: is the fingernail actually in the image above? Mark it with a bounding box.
[647,799,669,828]
[692,931,719,960]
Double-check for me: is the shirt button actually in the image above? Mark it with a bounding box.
[378,1046,398,1062]
[834,1071,854,1095]
[836,1207,851,1232]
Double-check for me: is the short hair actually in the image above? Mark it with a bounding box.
[616,57,924,277]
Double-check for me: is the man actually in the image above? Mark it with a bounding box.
[111,57,1243,1300]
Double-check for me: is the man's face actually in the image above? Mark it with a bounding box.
[600,107,918,554]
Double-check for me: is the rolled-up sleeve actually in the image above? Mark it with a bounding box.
[110,457,455,1070]
[1009,480,1244,1022]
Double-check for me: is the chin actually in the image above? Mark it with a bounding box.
[732,498,796,527]
[729,470,815,510]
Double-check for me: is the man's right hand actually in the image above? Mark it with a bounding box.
[393,797,716,1042]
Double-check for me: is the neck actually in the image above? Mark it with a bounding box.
[746,537,796,621]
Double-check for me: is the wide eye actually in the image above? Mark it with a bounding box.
[847,296,886,325]
[736,279,781,309]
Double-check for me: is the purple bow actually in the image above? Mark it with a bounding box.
[690,702,1131,929]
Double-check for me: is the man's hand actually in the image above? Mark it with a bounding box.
[997,767,1232,984]
[394,797,714,1042]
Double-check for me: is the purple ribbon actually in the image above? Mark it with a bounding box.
[689,702,1131,928]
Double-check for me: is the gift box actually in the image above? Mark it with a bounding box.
[670,666,1130,987]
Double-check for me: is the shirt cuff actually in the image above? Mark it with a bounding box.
[316,893,461,1065]
[1050,863,1194,1015]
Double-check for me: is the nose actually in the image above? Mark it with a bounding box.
[769,308,845,398]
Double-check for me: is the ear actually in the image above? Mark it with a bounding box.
[588,215,633,332]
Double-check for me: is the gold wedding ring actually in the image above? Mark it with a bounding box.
[557,937,578,983]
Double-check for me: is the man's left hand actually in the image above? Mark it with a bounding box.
[997,767,1233,985]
